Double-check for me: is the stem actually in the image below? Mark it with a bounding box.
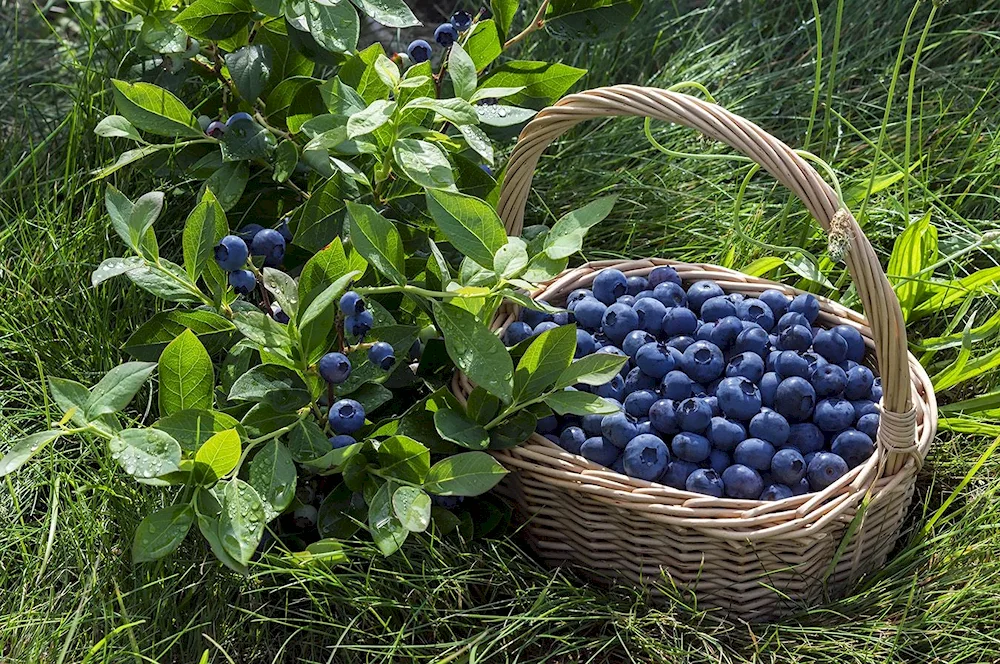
[503,0,551,50]
[254,111,292,142]
[357,284,463,299]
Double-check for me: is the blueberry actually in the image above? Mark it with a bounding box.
[786,422,825,454]
[857,413,880,439]
[749,409,789,445]
[661,370,693,401]
[318,351,352,383]
[250,228,286,267]
[633,298,667,334]
[809,330,845,364]
[726,351,766,383]
[708,449,730,474]
[206,120,227,138]
[520,307,552,328]
[329,398,365,434]
[601,412,638,449]
[722,464,763,499]
[626,275,648,296]
[684,468,724,496]
[504,321,533,345]
[330,434,356,449]
[536,415,558,434]
[807,452,849,490]
[791,477,811,495]
[695,322,716,342]
[871,377,883,402]
[770,447,806,485]
[648,265,681,288]
[700,296,738,323]
[553,311,573,326]
[737,298,775,331]
[226,111,254,127]
[734,438,775,471]
[661,307,698,337]
[673,397,711,433]
[278,218,293,243]
[716,376,762,420]
[734,326,770,357]
[788,293,820,324]
[710,315,743,349]
[774,376,816,422]
[533,321,559,336]
[574,329,596,358]
[636,420,653,436]
[406,39,432,63]
[845,365,875,400]
[611,456,626,474]
[759,289,790,319]
[811,363,847,397]
[594,374,625,400]
[237,224,263,249]
[649,399,678,435]
[270,302,290,324]
[434,23,458,46]
[622,330,655,359]
[652,282,687,308]
[368,341,396,371]
[559,426,587,454]
[213,234,249,271]
[686,280,725,314]
[580,436,619,466]
[624,389,658,418]
[622,434,670,481]
[813,398,855,432]
[777,324,812,352]
[293,504,318,528]
[636,342,676,379]
[661,460,698,490]
[578,412,605,437]
[635,290,654,300]
[831,429,874,468]
[707,417,746,452]
[833,324,866,363]
[774,350,810,379]
[624,366,658,393]
[566,288,592,310]
[681,340,725,383]
[759,372,780,407]
[574,297,607,331]
[450,10,473,30]
[340,291,365,315]
[671,431,711,463]
[776,311,810,332]
[840,360,859,372]
[596,345,630,375]
[760,484,794,501]
[593,269,629,305]
[346,310,374,338]
[667,335,696,352]
[228,269,256,295]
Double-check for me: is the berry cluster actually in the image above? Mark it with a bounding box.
[405,11,473,64]
[213,221,290,297]
[508,266,883,501]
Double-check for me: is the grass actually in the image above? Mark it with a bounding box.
[2,0,1000,661]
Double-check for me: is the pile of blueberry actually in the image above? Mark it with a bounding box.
[404,11,473,64]
[506,265,883,501]
[213,221,290,295]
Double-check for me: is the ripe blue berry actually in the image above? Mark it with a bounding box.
[675,397,712,433]
[811,363,847,397]
[623,434,670,481]
[434,23,458,46]
[833,324,866,363]
[726,352,766,383]
[593,269,628,304]
[759,371,780,408]
[707,417,746,452]
[789,293,820,324]
[406,39,432,63]
[624,366,657,393]
[270,302,290,324]
[648,282,685,309]
[777,324,812,352]
[770,447,806,484]
[774,376,816,422]
[293,504,318,528]
[450,10,472,30]
[624,389,658,419]
[661,460,698,489]
[686,468,725,497]
[807,452,849,490]
[214,234,248,271]
[671,431,711,463]
[566,288,592,310]
[776,311,810,332]
[759,289,790,319]
[722,464,763,499]
[346,310,374,338]
[708,449,730,473]
[533,321,559,336]
[831,429,874,468]
[368,341,396,371]
[716,376,762,420]
[504,321,533,345]
[737,298,775,331]
[228,269,256,295]
[581,436,619,466]
[593,374,625,401]
[278,218,292,243]
[786,422,825,454]
[813,398,855,432]
[250,228,286,267]
[760,483,794,501]
[700,296,737,323]
[649,399,678,435]
[330,434,356,449]
[662,307,698,337]
[226,111,254,127]
[622,329,654,359]
[339,291,365,315]
[206,120,227,138]
[811,329,846,363]
[710,315,743,349]
[734,326,770,357]
[695,322,715,342]
[681,340,725,383]
[601,302,639,344]
[581,412,607,437]
[686,280,725,314]
[857,413,880,440]
[575,329,596,358]
[536,415,558,434]
[661,370,693,401]
[573,297,607,331]
[734,438,775,471]
[667,335,696,352]
[329,398,365,434]
[749,409,789,445]
[558,426,586,454]
[774,350,810,379]
[632,298,667,333]
[318,351,352,383]
[844,365,875,400]
[636,342,675,379]
[648,265,681,288]
[601,411,638,449]
[626,275,648,296]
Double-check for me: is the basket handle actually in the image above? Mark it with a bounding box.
[497,84,917,473]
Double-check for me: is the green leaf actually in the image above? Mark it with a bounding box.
[105,185,136,250]
[465,19,502,70]
[128,191,164,250]
[376,435,430,484]
[521,252,567,282]
[348,0,418,27]
[219,479,266,564]
[249,441,297,520]
[476,104,536,127]
[490,0,519,38]
[273,139,298,182]
[470,86,526,102]
[290,172,353,253]
[556,353,628,388]
[159,330,214,416]
[257,22,315,88]
[545,0,641,41]
[233,310,292,349]
[265,76,323,129]
[392,486,431,532]
[544,195,617,259]
[220,117,274,162]
[346,201,405,284]
[318,483,366,538]
[424,451,507,496]
[85,362,157,419]
[449,43,477,100]
[346,99,395,138]
[319,77,366,115]
[426,189,507,269]
[513,324,577,402]
[544,390,618,415]
[109,428,183,479]
[306,0,360,53]
[92,256,145,287]
[494,237,529,279]
[480,60,587,107]
[181,188,228,283]
[201,161,249,210]
[465,386,500,425]
[433,302,513,402]
[339,43,391,103]
[742,256,785,277]
[174,0,253,39]
[241,402,299,439]
[373,53,400,89]
[0,430,61,477]
[228,364,311,412]
[153,409,243,455]
[392,138,456,190]
[887,212,937,320]
[226,45,272,102]
[194,429,242,483]
[488,411,536,449]
[456,124,494,165]
[282,538,349,567]
[299,270,360,363]
[197,511,247,573]
[298,237,354,308]
[132,504,194,563]
[140,13,188,52]
[404,97,479,126]
[368,480,408,556]
[433,408,489,450]
[262,268,299,320]
[124,261,202,303]
[94,115,142,141]
[287,419,330,462]
[111,80,203,138]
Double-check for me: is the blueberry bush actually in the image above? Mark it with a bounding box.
[0,0,642,569]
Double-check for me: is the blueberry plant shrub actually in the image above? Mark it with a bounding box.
[0,0,642,569]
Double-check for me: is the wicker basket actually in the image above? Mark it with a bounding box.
[451,85,937,621]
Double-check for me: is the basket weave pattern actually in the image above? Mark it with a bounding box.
[452,86,937,620]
